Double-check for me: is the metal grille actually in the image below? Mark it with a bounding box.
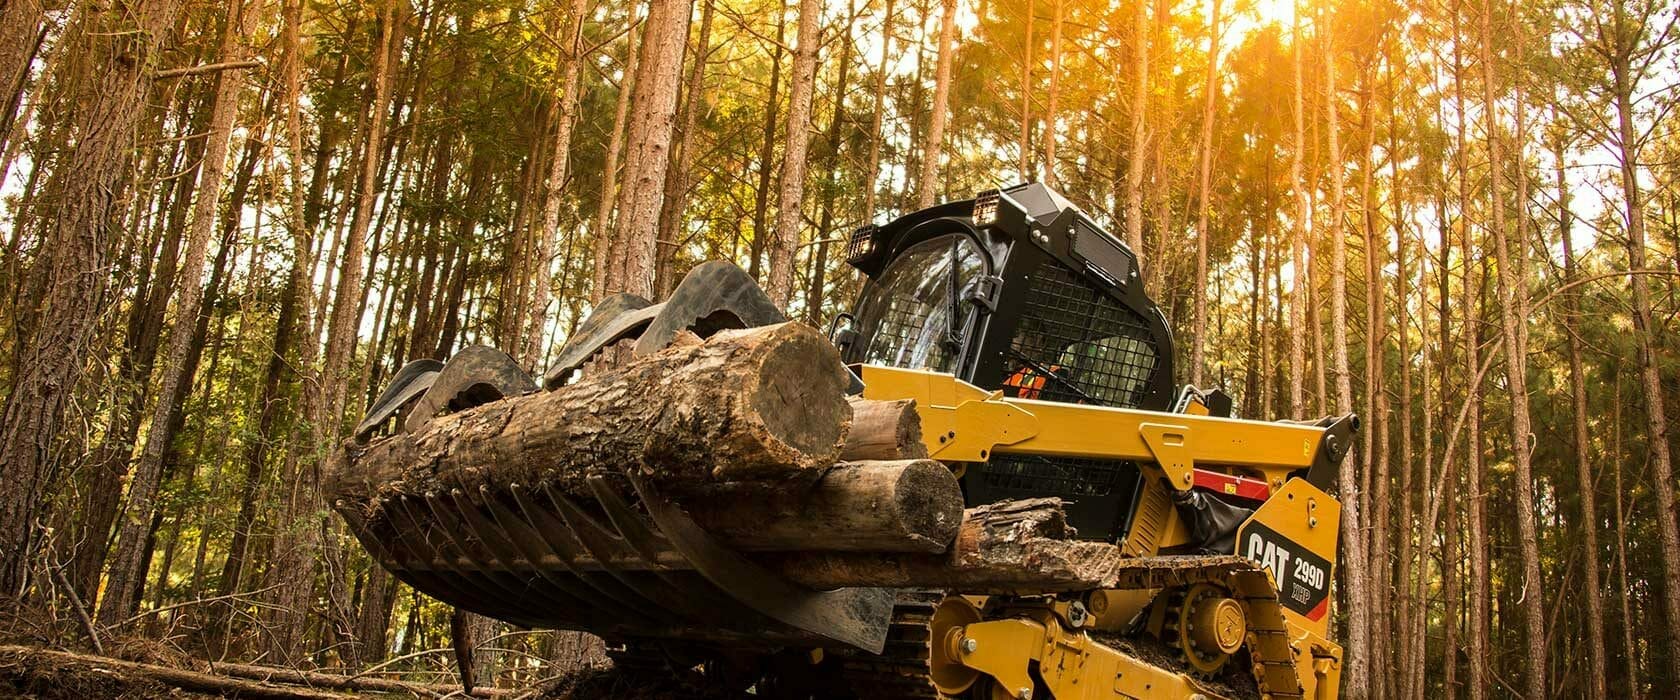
[1000,260,1159,408]
[846,225,878,264]
[981,454,1136,497]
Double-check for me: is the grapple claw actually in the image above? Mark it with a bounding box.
[631,261,787,357]
[544,263,791,389]
[544,293,662,388]
[355,359,443,440]
[403,345,536,433]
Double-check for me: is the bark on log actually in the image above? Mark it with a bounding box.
[840,398,928,461]
[328,322,852,505]
[683,460,961,552]
[766,498,1188,593]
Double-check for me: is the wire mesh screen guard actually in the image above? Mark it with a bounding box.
[975,453,1143,539]
[981,453,1138,497]
[1001,259,1159,408]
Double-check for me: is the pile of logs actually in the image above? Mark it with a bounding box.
[328,322,1106,598]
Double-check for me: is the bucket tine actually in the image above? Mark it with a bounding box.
[542,484,749,629]
[385,496,533,623]
[541,485,704,618]
[416,491,606,628]
[586,476,673,559]
[585,476,772,628]
[466,485,660,627]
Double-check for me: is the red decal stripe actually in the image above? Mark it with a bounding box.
[1307,595,1330,621]
[1191,469,1272,501]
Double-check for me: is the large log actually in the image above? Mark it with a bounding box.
[840,398,928,461]
[682,460,962,552]
[328,322,854,504]
[769,498,1171,593]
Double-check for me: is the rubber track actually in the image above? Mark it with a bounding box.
[837,590,945,699]
[1104,556,1305,699]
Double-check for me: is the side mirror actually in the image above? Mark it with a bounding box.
[828,312,858,354]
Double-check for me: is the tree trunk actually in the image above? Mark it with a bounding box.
[63,71,211,604]
[861,0,894,216]
[1555,125,1608,700]
[1449,11,1488,697]
[264,0,402,663]
[330,323,851,502]
[1321,21,1367,696]
[1387,71,1414,700]
[0,0,43,156]
[522,0,590,367]
[1610,376,1640,697]
[1188,0,1219,388]
[0,0,187,597]
[804,2,855,323]
[590,19,642,303]
[655,0,716,297]
[1124,0,1149,270]
[1286,5,1307,419]
[1478,3,1544,695]
[749,10,786,280]
[1357,69,1389,700]
[913,0,956,209]
[1608,3,1680,684]
[839,397,927,461]
[1040,0,1061,186]
[603,0,693,300]
[766,0,824,306]
[1018,0,1033,179]
[220,0,314,604]
[674,460,962,552]
[99,0,255,626]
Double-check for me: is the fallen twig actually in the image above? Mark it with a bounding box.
[46,565,101,655]
[0,645,342,699]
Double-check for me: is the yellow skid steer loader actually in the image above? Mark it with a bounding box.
[345,183,1355,699]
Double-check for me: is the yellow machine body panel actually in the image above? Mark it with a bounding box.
[1238,479,1340,640]
[858,365,1333,491]
[859,365,1348,699]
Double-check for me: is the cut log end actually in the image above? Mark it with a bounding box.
[887,459,962,548]
[746,323,852,462]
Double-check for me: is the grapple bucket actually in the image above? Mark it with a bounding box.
[344,261,889,653]
[337,467,895,653]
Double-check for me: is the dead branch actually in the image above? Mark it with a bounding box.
[155,60,264,79]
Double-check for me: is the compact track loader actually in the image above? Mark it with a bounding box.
[341,183,1357,699]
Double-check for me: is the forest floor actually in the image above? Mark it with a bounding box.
[0,596,748,698]
[0,645,753,699]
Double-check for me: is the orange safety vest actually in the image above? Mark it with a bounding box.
[1004,365,1060,400]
